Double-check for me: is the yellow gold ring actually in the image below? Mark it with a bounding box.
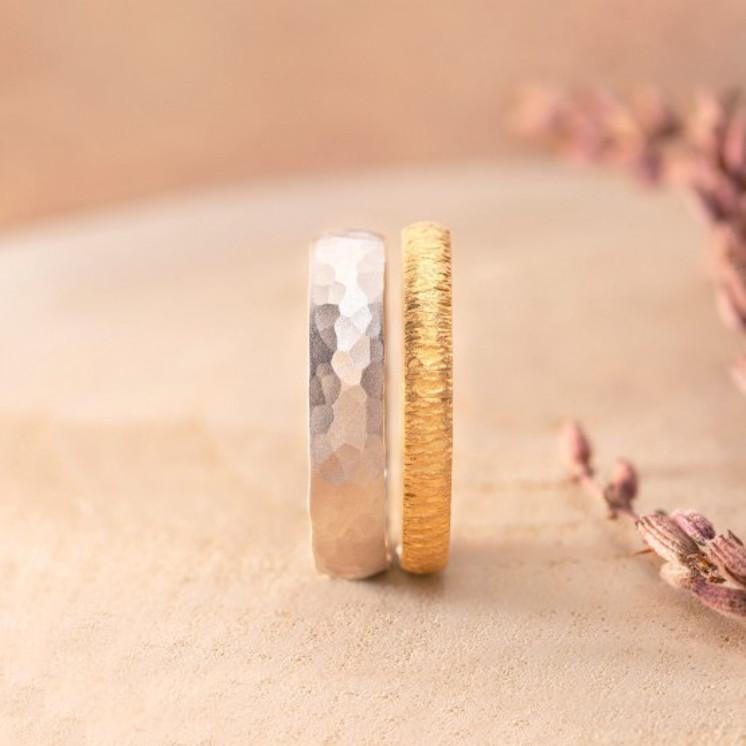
[400,222,453,574]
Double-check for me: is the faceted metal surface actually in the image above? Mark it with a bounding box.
[308,230,389,578]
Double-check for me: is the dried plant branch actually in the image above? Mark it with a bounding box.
[517,87,746,389]
[560,421,746,620]
[524,90,746,618]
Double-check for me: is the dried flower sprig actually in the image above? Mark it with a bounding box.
[560,421,746,619]
[517,87,746,388]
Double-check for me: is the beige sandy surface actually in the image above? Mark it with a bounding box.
[0,163,744,744]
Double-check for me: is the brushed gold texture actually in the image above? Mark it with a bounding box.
[400,221,453,574]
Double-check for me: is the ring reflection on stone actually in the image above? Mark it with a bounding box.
[400,221,453,574]
[308,230,390,579]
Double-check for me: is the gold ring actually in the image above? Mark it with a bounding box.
[400,221,453,574]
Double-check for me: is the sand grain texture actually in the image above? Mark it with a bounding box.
[0,164,744,744]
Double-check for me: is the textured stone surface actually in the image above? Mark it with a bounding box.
[308,230,389,578]
[1,164,746,743]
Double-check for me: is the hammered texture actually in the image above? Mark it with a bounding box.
[308,230,389,578]
[401,221,453,574]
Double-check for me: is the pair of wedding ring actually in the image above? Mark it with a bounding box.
[308,222,453,578]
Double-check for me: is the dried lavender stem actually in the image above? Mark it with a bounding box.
[518,87,746,391]
[575,470,606,504]
[574,471,637,520]
[560,421,746,621]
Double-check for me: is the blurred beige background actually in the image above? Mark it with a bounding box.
[3,1,746,225]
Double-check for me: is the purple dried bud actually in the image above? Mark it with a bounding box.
[692,166,742,222]
[691,185,728,224]
[711,228,746,338]
[632,87,680,140]
[688,577,746,618]
[723,114,746,176]
[715,285,746,333]
[730,356,746,396]
[560,420,593,476]
[605,459,638,517]
[611,459,637,498]
[709,531,746,586]
[691,89,739,153]
[636,512,701,564]
[659,561,695,590]
[671,510,716,544]
[687,553,726,583]
[629,148,665,186]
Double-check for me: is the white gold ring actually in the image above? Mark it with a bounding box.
[308,230,390,578]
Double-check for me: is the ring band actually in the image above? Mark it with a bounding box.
[308,230,389,578]
[400,222,453,574]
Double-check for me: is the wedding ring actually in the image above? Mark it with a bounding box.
[400,222,453,574]
[308,230,390,578]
